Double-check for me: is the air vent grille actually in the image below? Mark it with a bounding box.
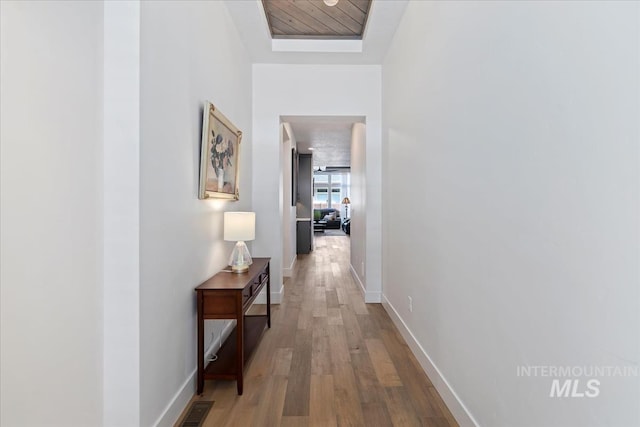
[179,401,213,427]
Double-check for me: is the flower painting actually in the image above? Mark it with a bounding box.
[210,132,234,174]
[199,102,242,200]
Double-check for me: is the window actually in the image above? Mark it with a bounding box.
[313,172,350,210]
[331,188,341,206]
[313,187,328,209]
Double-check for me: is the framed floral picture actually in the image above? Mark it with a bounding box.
[199,102,242,200]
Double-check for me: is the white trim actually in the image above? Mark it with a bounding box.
[381,295,479,427]
[272,39,363,53]
[152,370,194,427]
[283,255,296,277]
[271,282,284,304]
[364,290,381,303]
[350,264,381,303]
[253,282,284,304]
[350,263,366,295]
[205,321,235,361]
[153,322,235,426]
[103,2,141,425]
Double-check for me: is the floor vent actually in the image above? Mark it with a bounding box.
[179,401,214,427]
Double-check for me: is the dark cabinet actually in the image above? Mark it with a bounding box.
[297,220,312,254]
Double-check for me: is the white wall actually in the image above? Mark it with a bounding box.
[350,123,367,294]
[0,1,105,425]
[382,2,639,426]
[253,65,382,302]
[281,123,297,276]
[139,1,252,425]
[103,1,141,425]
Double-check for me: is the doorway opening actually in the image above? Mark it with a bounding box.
[279,115,365,291]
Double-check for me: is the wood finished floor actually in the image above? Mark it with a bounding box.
[178,234,458,427]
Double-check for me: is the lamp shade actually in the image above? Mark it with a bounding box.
[341,197,351,204]
[224,212,255,242]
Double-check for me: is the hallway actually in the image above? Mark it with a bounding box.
[184,234,458,427]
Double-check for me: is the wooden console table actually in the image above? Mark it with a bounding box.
[195,257,271,395]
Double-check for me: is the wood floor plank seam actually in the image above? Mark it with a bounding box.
[176,234,458,427]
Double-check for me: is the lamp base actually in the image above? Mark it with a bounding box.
[229,240,253,274]
[230,264,249,274]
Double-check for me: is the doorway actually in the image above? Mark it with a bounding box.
[280,116,365,292]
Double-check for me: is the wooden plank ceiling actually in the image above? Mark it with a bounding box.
[262,0,372,40]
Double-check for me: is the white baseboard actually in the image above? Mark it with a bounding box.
[283,255,296,277]
[381,294,478,427]
[152,370,194,427]
[350,264,366,296]
[152,321,235,427]
[349,264,381,303]
[270,281,284,303]
[252,281,284,305]
[364,290,381,303]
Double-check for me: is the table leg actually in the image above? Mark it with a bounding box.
[197,292,204,395]
[267,266,271,328]
[236,296,244,395]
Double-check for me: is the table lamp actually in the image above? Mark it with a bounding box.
[341,197,351,219]
[224,212,255,273]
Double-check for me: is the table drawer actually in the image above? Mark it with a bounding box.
[251,280,260,296]
[243,284,253,303]
[203,292,236,316]
[254,273,268,292]
[258,272,267,284]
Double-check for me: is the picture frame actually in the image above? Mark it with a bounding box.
[291,147,298,206]
[199,102,242,200]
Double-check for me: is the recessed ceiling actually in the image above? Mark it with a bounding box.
[223,0,408,64]
[283,116,364,168]
[261,0,372,40]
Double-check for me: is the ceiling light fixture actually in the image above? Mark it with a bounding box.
[323,0,339,6]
